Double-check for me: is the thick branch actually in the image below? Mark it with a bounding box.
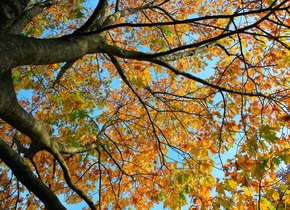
[76,0,108,32]
[0,70,52,151]
[0,34,104,73]
[0,70,96,209]
[0,138,66,210]
[0,0,30,33]
[101,1,155,28]
[9,0,56,34]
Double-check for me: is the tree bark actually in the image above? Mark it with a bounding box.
[0,34,104,72]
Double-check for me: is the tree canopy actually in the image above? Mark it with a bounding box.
[0,0,290,209]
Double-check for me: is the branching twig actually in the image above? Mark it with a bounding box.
[108,54,166,165]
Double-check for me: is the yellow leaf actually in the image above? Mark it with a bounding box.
[284,195,290,203]
[133,76,144,87]
[260,198,274,210]
[62,99,73,114]
[34,28,43,37]
[272,191,280,201]
[242,187,253,196]
[143,67,152,85]
[216,183,225,194]
[155,65,162,74]
[226,179,237,190]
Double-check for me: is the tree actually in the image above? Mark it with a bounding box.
[0,0,289,209]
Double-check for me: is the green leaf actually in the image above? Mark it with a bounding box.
[267,0,275,6]
[160,26,173,36]
[177,174,183,184]
[258,158,268,170]
[273,157,282,166]
[184,185,190,193]
[259,125,279,143]
[13,71,22,83]
[69,109,86,121]
[178,191,186,201]
[75,9,84,18]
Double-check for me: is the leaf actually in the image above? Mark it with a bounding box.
[34,28,43,37]
[259,125,279,143]
[260,198,274,210]
[177,174,183,184]
[267,0,275,6]
[243,187,253,197]
[69,109,86,121]
[160,26,173,36]
[178,191,186,201]
[225,180,237,191]
[62,99,74,114]
[272,191,280,201]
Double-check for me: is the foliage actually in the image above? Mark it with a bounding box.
[0,0,290,209]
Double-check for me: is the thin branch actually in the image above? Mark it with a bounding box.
[115,0,120,12]
[108,54,166,165]
[53,59,78,87]
[150,57,268,97]
[49,148,96,210]
[57,110,116,154]
[76,1,290,37]
[53,0,109,86]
